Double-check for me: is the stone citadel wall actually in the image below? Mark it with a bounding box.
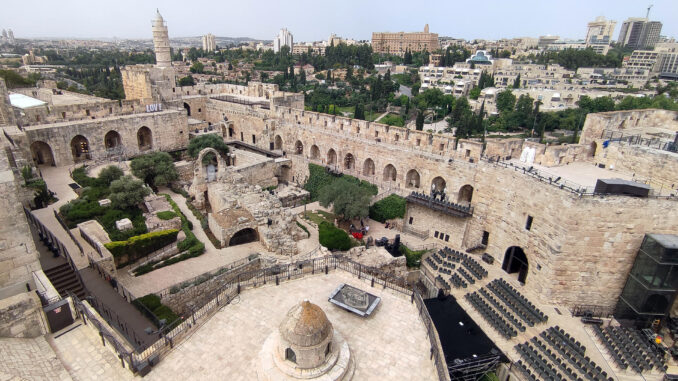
[579,108,678,144]
[206,98,678,309]
[593,143,678,192]
[21,109,188,166]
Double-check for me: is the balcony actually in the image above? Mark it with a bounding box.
[405,192,473,217]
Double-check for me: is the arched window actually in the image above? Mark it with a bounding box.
[285,348,296,363]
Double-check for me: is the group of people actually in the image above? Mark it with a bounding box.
[349,219,370,240]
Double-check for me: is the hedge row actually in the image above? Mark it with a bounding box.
[132,294,180,328]
[105,229,179,260]
[133,195,206,276]
[369,194,406,222]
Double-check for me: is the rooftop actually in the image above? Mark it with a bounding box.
[9,93,46,109]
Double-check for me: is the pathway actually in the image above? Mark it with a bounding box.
[115,190,265,296]
[373,111,391,122]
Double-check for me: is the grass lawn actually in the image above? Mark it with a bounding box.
[379,113,405,127]
[304,210,336,225]
[365,110,381,121]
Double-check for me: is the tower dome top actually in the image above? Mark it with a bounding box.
[279,300,332,347]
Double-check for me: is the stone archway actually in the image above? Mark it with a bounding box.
[30,141,55,166]
[229,228,258,246]
[274,135,283,150]
[458,184,474,203]
[383,164,397,182]
[70,135,90,163]
[405,169,420,189]
[431,176,446,193]
[327,149,337,165]
[502,246,529,284]
[344,153,355,170]
[104,131,122,150]
[183,102,191,116]
[295,140,304,155]
[310,145,320,160]
[195,147,227,183]
[363,158,375,176]
[137,126,153,151]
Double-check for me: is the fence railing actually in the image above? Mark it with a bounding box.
[602,130,677,153]
[52,209,84,255]
[155,255,258,298]
[69,292,135,371]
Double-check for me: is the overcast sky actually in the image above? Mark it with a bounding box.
[1,0,676,43]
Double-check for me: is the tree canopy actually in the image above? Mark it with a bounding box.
[187,134,230,158]
[318,178,372,220]
[108,175,150,210]
[130,152,178,188]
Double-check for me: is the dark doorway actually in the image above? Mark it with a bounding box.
[183,102,191,116]
[43,299,73,333]
[502,246,529,284]
[229,228,258,246]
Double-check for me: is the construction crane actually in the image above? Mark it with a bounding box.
[646,4,653,19]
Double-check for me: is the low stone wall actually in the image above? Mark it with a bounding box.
[0,291,48,338]
[160,259,262,315]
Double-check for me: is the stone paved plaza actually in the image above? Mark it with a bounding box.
[0,336,71,381]
[149,271,437,381]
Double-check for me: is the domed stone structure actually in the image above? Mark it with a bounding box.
[258,300,354,380]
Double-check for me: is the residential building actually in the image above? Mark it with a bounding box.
[585,16,616,54]
[623,50,660,71]
[537,36,559,49]
[371,24,439,56]
[618,18,662,49]
[273,28,293,53]
[202,33,216,52]
[656,52,678,79]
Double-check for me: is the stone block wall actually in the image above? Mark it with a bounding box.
[121,66,153,102]
[23,109,188,167]
[594,143,678,193]
[579,109,678,144]
[403,203,469,244]
[0,292,48,338]
[160,259,261,315]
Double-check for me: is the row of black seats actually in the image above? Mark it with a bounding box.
[435,275,451,291]
[479,288,526,333]
[514,359,540,381]
[462,256,488,280]
[465,291,517,339]
[458,268,475,285]
[515,342,568,380]
[591,325,666,373]
[541,328,609,381]
[449,273,467,289]
[488,279,548,326]
[529,337,587,381]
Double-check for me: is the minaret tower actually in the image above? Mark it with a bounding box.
[152,9,171,68]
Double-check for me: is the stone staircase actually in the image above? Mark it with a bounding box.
[43,263,86,300]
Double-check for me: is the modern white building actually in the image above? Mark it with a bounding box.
[273,28,294,53]
[585,16,616,54]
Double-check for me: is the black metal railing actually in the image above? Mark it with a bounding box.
[406,192,473,217]
[602,130,677,153]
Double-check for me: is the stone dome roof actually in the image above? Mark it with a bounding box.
[279,300,333,347]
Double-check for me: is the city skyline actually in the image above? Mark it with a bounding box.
[1,0,676,43]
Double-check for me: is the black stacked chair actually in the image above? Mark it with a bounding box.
[487,279,548,327]
[592,325,666,374]
[465,292,517,339]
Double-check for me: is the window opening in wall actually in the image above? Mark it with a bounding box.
[434,231,439,238]
[86,109,90,116]
[445,234,449,242]
[465,149,470,157]
[439,143,445,151]
[356,127,360,134]
[198,108,201,113]
[395,134,399,141]
[61,112,66,119]
[109,107,112,114]
[252,135,256,144]
[408,217,413,225]
[416,139,421,146]
[525,216,533,231]
[375,131,379,137]
[482,231,490,245]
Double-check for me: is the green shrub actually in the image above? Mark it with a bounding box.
[318,221,352,251]
[98,208,147,241]
[156,211,177,220]
[97,165,124,184]
[399,245,428,268]
[72,167,98,187]
[132,294,180,327]
[296,221,310,238]
[187,134,229,158]
[59,199,105,227]
[369,194,406,222]
[105,229,179,262]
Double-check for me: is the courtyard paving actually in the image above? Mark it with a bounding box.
[150,271,437,380]
[0,335,72,381]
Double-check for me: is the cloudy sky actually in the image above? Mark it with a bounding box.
[1,0,676,42]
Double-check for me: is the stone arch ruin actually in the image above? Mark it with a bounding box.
[405,169,420,189]
[104,130,122,150]
[30,141,55,166]
[383,164,397,182]
[137,126,153,151]
[70,135,90,163]
[274,135,283,150]
[458,184,474,203]
[327,149,337,165]
[363,158,375,176]
[344,153,355,170]
[310,145,320,160]
[295,140,304,155]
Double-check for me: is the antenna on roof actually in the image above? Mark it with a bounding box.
[646,4,653,19]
